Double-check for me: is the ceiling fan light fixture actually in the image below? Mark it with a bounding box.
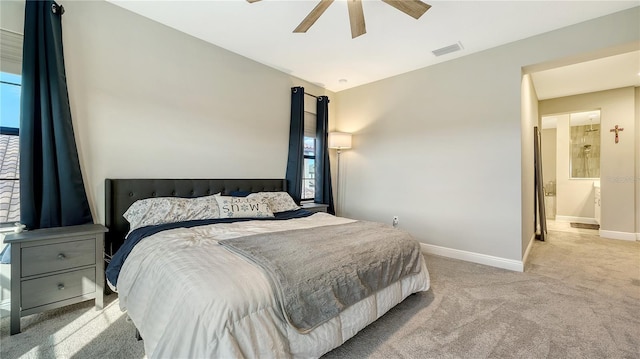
[248,0,431,39]
[293,0,335,33]
[381,0,431,19]
[347,0,366,38]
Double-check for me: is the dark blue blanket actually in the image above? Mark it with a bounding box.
[106,209,314,287]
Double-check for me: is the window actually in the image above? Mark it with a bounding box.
[301,106,317,201]
[302,136,315,201]
[0,72,21,224]
[1,29,23,225]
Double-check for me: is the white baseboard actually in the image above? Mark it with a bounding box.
[637,233,640,241]
[420,243,524,272]
[555,216,598,225]
[599,230,636,241]
[521,233,536,267]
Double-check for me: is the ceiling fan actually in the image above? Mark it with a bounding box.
[247,0,431,39]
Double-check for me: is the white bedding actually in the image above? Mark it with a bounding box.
[116,213,430,358]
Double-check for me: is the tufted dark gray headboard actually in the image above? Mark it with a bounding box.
[104,178,287,259]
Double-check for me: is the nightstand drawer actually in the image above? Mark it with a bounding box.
[21,268,96,310]
[7,223,107,335]
[22,238,96,277]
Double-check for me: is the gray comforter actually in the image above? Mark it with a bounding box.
[219,220,424,333]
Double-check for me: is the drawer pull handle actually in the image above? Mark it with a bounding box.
[57,284,65,290]
[57,253,66,260]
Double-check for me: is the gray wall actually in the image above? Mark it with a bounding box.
[334,8,640,262]
[57,1,336,222]
[636,88,640,238]
[521,74,539,258]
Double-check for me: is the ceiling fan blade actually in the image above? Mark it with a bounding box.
[246,0,261,3]
[381,0,431,19]
[347,0,366,38]
[294,0,335,33]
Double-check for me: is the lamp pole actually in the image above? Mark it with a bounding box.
[328,132,352,217]
[335,148,342,216]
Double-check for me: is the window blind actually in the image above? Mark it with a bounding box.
[304,111,316,138]
[303,93,317,138]
[0,29,23,74]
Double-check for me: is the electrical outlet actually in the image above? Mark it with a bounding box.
[392,216,399,228]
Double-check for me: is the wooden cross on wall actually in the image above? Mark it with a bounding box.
[609,125,624,144]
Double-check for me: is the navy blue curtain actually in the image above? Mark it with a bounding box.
[315,96,335,214]
[285,87,305,204]
[20,0,92,229]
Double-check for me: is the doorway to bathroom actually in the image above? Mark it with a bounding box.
[540,110,601,233]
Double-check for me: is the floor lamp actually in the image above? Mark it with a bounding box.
[328,132,352,216]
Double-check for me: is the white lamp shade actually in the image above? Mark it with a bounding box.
[328,132,352,149]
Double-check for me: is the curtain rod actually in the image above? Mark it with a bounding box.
[304,92,319,99]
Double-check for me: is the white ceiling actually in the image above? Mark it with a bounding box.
[107,0,639,94]
[532,51,640,100]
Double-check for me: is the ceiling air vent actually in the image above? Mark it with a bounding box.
[432,42,463,57]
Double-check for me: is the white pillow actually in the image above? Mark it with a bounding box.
[215,195,275,219]
[123,194,220,234]
[248,192,300,213]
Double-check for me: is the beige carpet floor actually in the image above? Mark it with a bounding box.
[1,229,638,358]
[325,230,639,358]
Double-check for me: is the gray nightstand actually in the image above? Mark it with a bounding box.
[6,223,108,335]
[301,202,329,213]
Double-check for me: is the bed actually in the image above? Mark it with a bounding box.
[104,178,430,358]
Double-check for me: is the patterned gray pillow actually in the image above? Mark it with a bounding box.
[214,195,274,218]
[248,192,300,213]
[123,194,220,234]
